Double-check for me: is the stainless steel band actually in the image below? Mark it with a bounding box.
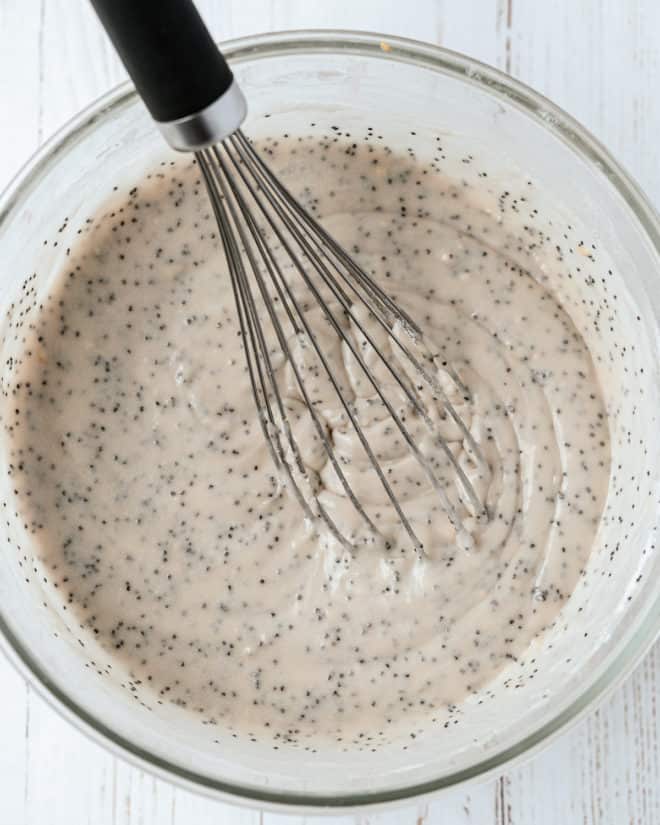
[157,79,248,151]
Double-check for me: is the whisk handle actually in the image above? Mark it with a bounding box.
[90,0,247,151]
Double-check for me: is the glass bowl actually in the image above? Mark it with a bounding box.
[0,30,659,813]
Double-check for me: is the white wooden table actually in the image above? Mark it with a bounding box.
[1,1,659,822]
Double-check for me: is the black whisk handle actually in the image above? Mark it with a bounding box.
[90,0,246,150]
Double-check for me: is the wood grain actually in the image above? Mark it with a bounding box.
[0,1,658,822]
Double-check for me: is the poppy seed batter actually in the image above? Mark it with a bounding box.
[5,133,610,748]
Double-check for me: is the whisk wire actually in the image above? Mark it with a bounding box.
[229,134,490,494]
[197,130,490,552]
[216,143,470,535]
[222,135,488,518]
[200,150,379,543]
[209,143,427,549]
[198,153,353,550]
[206,147,422,551]
[233,131,422,335]
[235,132,486,459]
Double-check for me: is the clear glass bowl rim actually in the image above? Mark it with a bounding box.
[0,28,659,812]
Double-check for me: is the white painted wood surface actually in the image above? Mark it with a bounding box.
[1,1,659,822]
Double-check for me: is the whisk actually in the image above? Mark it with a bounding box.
[92,0,489,552]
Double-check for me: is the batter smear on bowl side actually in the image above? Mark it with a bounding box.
[4,134,610,748]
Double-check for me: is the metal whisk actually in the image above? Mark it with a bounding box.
[92,0,489,552]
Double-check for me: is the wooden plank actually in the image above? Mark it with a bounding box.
[0,660,29,824]
[499,645,660,825]
[499,0,660,202]
[111,761,177,825]
[0,0,41,183]
[171,788,261,825]
[22,689,115,825]
[39,0,126,136]
[0,5,41,825]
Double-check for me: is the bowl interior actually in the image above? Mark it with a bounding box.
[0,34,659,806]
